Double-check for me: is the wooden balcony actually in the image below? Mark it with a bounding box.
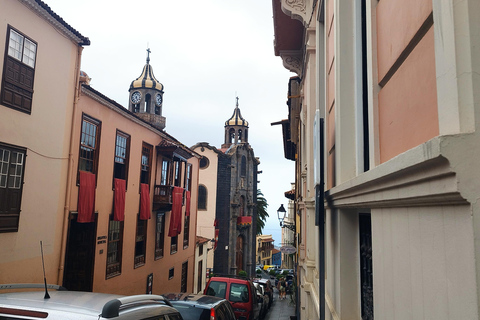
[153,185,173,211]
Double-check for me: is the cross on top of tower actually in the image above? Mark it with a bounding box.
[236,96,239,107]
[146,48,151,64]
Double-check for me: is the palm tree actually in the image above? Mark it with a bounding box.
[256,189,269,235]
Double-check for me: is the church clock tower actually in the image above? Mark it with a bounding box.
[129,49,165,130]
[221,97,249,149]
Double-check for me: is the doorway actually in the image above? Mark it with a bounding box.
[236,235,244,274]
[63,213,96,291]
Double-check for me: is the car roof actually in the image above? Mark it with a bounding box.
[208,276,252,284]
[163,293,226,308]
[0,291,121,317]
[0,290,179,319]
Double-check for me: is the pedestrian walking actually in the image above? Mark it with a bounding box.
[277,277,286,300]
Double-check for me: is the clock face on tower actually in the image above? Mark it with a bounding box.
[155,93,163,106]
[131,91,141,104]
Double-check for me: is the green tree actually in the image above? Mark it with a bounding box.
[256,189,269,235]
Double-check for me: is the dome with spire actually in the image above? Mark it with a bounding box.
[130,49,163,92]
[221,97,249,149]
[225,97,248,127]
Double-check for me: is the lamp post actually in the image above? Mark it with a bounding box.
[277,204,295,231]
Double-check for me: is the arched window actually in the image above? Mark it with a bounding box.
[229,129,235,144]
[198,185,207,210]
[238,129,242,142]
[244,129,248,142]
[200,156,209,169]
[241,156,247,177]
[145,94,151,113]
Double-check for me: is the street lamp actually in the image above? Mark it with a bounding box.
[277,204,295,231]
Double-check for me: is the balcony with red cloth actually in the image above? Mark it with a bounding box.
[237,216,252,229]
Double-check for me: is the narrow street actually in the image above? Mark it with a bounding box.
[264,288,296,320]
[258,271,296,320]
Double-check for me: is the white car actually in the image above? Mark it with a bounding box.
[0,284,183,319]
[253,282,268,319]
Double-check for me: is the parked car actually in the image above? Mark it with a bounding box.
[204,275,260,320]
[0,283,183,319]
[253,283,268,319]
[253,279,273,309]
[162,292,235,320]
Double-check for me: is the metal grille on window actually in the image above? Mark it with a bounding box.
[359,214,374,320]
[107,219,122,277]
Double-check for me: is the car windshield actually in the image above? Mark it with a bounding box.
[229,283,249,303]
[206,281,227,298]
[169,303,210,320]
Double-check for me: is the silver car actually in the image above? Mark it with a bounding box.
[0,284,183,319]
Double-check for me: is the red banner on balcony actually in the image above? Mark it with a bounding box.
[78,171,95,223]
[140,183,151,220]
[114,178,126,221]
[237,216,252,227]
[168,187,184,237]
[185,190,191,217]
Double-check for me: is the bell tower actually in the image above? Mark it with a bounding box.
[221,97,249,149]
[128,48,166,130]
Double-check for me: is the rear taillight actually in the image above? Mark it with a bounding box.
[210,307,215,320]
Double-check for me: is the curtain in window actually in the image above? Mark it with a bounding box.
[168,187,184,237]
[78,171,96,223]
[185,190,191,217]
[114,178,126,221]
[140,183,151,220]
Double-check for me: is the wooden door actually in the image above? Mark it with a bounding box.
[63,213,96,292]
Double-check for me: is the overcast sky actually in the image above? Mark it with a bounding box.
[45,0,295,247]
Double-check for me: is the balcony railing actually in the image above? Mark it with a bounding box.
[153,185,173,211]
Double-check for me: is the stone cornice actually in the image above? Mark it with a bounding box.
[326,137,467,209]
[281,0,309,25]
[280,50,303,76]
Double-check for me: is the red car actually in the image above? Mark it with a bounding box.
[204,275,261,320]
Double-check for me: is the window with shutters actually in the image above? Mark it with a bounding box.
[140,143,153,185]
[78,114,101,176]
[198,185,207,210]
[134,215,147,268]
[1,26,37,114]
[0,143,26,233]
[155,212,165,260]
[113,130,130,183]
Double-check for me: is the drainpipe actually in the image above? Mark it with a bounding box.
[315,118,325,320]
[57,45,83,285]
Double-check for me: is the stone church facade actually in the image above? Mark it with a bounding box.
[192,99,259,277]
